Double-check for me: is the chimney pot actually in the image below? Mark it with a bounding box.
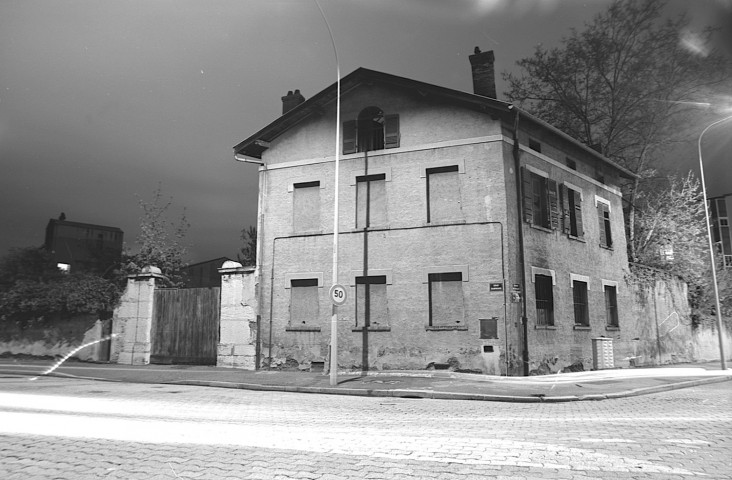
[469,48,497,99]
[281,89,306,115]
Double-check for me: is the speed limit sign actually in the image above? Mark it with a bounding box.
[329,284,347,306]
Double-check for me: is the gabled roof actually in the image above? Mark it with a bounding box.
[233,67,636,179]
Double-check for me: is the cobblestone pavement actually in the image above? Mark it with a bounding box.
[0,376,730,479]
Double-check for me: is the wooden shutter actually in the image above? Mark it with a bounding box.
[561,185,571,234]
[574,190,584,238]
[548,179,560,230]
[343,120,357,154]
[598,203,608,247]
[384,114,400,149]
[521,167,533,224]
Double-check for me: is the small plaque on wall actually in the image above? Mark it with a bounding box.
[489,282,503,292]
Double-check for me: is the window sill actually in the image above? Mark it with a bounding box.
[599,244,614,251]
[286,325,321,332]
[535,325,556,330]
[529,223,553,233]
[425,325,468,332]
[568,235,586,243]
[605,326,620,331]
[352,326,391,332]
[573,325,591,331]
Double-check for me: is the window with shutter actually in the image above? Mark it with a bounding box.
[384,114,400,149]
[561,185,583,238]
[597,202,612,248]
[548,179,560,230]
[343,108,400,154]
[522,167,560,231]
[342,120,357,154]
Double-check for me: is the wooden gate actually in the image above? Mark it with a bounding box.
[151,287,220,365]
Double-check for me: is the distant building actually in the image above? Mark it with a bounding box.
[181,257,234,288]
[709,193,732,268]
[44,214,123,274]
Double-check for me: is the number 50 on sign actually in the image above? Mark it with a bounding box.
[329,284,347,306]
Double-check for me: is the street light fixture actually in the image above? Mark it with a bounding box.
[697,112,732,371]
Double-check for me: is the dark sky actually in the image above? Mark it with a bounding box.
[1,0,730,263]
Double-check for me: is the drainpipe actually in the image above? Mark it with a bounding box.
[509,106,530,376]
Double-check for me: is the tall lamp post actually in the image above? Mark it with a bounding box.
[698,113,732,371]
[314,0,342,386]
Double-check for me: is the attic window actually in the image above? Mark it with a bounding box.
[528,139,541,153]
[343,107,400,154]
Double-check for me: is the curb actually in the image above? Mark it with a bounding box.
[169,375,732,403]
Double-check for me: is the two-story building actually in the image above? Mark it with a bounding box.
[234,49,636,375]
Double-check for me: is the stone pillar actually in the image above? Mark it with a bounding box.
[217,261,257,369]
[110,266,165,365]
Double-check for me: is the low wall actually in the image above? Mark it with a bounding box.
[692,317,732,362]
[620,274,696,367]
[0,315,110,361]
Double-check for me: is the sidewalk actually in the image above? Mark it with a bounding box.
[0,358,730,402]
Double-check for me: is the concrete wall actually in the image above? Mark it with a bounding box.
[692,317,732,363]
[0,314,109,361]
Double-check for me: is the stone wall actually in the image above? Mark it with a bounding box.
[0,314,109,361]
[109,267,164,365]
[217,262,257,369]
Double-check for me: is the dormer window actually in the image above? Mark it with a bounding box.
[343,107,400,154]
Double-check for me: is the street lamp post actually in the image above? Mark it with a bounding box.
[698,114,732,371]
[314,0,342,386]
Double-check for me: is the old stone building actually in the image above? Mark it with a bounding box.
[234,50,637,375]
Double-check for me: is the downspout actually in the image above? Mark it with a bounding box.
[510,106,530,376]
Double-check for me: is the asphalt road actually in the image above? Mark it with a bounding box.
[1,375,730,479]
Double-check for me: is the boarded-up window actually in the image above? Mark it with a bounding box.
[355,276,388,328]
[290,278,319,326]
[293,181,320,232]
[428,272,464,326]
[562,185,584,238]
[604,285,619,327]
[572,280,589,326]
[534,274,554,326]
[356,174,387,228]
[479,318,498,339]
[427,165,462,223]
[598,202,612,248]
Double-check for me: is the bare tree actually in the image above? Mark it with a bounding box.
[503,0,730,261]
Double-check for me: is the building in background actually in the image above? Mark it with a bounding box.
[709,193,732,268]
[181,257,233,288]
[44,214,123,275]
[234,49,636,375]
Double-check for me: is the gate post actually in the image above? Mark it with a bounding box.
[110,266,164,365]
[218,261,257,369]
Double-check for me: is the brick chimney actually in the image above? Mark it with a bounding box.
[469,47,496,99]
[281,89,305,115]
